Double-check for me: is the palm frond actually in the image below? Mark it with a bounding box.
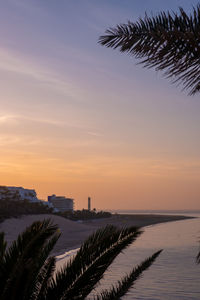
[95,250,162,300]
[46,225,142,300]
[30,257,56,300]
[0,232,7,261]
[27,230,61,299]
[0,219,60,300]
[0,220,163,300]
[99,6,200,95]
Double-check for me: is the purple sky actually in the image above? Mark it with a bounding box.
[0,0,199,209]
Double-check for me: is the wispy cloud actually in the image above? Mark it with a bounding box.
[0,47,86,101]
[0,114,18,124]
[0,113,92,134]
[0,136,20,146]
[0,114,63,126]
[87,131,103,137]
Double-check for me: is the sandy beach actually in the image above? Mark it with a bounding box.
[0,213,193,256]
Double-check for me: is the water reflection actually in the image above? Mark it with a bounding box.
[56,216,200,299]
[91,217,200,299]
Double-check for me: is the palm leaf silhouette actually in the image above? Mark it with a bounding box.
[0,219,162,299]
[99,6,200,95]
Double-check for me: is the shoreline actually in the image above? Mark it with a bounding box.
[0,213,195,256]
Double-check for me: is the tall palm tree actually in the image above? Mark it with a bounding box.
[0,219,162,300]
[99,6,200,95]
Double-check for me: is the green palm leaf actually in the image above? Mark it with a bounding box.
[99,6,200,95]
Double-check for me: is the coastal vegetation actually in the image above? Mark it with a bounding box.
[0,219,162,300]
[57,209,111,221]
[99,5,200,95]
[0,199,111,223]
[0,199,53,223]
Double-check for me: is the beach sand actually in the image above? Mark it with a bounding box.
[0,213,193,256]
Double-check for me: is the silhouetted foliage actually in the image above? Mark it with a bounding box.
[0,199,53,223]
[196,248,200,264]
[0,219,162,300]
[57,209,111,221]
[99,6,200,95]
[0,198,111,224]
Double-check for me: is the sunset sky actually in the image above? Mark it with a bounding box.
[0,0,200,210]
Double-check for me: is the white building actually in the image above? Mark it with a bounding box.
[0,186,73,213]
[48,195,74,212]
[0,186,38,202]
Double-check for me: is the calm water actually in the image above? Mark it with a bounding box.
[56,212,200,299]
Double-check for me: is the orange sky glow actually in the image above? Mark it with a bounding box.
[0,1,200,210]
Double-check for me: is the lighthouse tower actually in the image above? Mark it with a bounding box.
[88,197,91,211]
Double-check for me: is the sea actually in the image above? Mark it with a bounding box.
[56,210,200,299]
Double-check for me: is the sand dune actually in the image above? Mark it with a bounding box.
[0,213,192,256]
[0,214,95,255]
